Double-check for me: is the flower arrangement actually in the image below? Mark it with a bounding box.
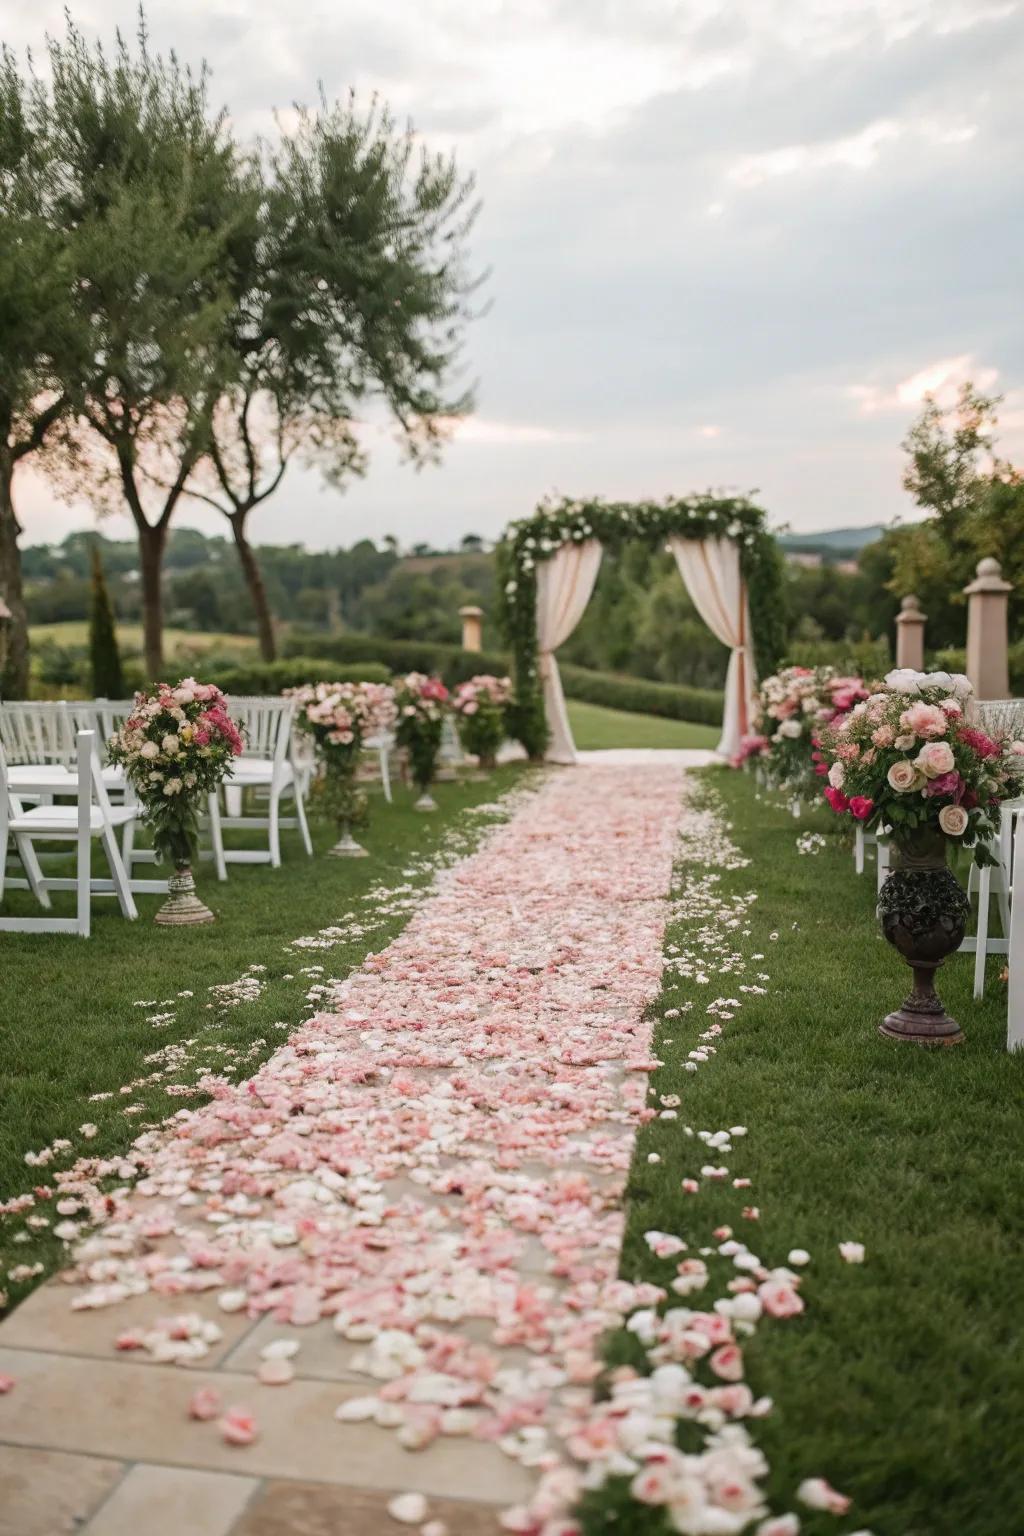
[452,674,511,770]
[755,666,869,794]
[107,678,243,922]
[289,681,397,856]
[495,494,785,757]
[817,668,1024,865]
[729,732,771,770]
[394,673,450,809]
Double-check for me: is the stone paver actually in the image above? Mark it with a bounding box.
[0,1348,535,1502]
[234,1478,501,1536]
[81,1464,258,1536]
[0,1278,255,1367]
[0,1445,124,1536]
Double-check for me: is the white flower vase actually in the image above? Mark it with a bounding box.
[155,866,215,926]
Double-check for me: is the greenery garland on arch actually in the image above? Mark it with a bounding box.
[495,493,787,757]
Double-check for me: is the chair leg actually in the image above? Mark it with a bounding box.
[974,864,991,1000]
[854,824,865,876]
[101,827,138,921]
[225,784,243,819]
[876,844,890,897]
[77,826,92,939]
[14,835,51,909]
[208,792,228,882]
[268,788,282,868]
[380,747,393,805]
[293,783,313,857]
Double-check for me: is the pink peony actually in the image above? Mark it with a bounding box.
[848,796,874,821]
[871,724,895,748]
[900,701,948,739]
[923,771,963,800]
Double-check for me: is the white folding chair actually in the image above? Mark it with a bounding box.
[962,800,1024,999]
[854,823,879,876]
[0,730,162,937]
[1008,814,1024,1050]
[363,729,395,804]
[214,697,312,869]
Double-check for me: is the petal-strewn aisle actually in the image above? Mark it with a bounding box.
[0,763,684,1533]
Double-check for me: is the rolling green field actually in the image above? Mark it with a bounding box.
[566,698,719,750]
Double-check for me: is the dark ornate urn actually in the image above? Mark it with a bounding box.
[876,829,969,1046]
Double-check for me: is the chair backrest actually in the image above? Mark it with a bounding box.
[0,701,76,765]
[978,699,1024,740]
[72,698,136,744]
[229,696,295,766]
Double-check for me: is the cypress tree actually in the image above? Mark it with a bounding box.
[89,541,124,697]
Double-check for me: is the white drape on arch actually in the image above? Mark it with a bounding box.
[536,539,603,763]
[668,535,756,760]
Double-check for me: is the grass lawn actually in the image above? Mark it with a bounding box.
[0,766,528,1310]
[566,699,719,751]
[601,769,1024,1536]
[29,622,259,657]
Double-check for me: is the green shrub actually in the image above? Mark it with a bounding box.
[206,657,391,694]
[558,663,723,726]
[283,632,511,688]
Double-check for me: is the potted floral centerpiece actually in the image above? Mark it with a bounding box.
[394,673,449,811]
[108,678,243,925]
[289,681,397,857]
[818,668,1024,1045]
[452,674,511,772]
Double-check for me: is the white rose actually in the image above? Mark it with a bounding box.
[162,735,180,755]
[887,760,918,793]
[828,761,845,788]
[140,740,159,760]
[777,719,802,739]
[938,804,969,836]
[950,673,974,698]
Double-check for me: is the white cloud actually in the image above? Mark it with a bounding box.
[449,418,591,446]
[848,355,1000,415]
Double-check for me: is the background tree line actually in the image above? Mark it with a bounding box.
[0,10,479,696]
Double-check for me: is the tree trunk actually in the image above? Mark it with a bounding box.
[138,523,168,683]
[230,511,277,662]
[0,461,30,700]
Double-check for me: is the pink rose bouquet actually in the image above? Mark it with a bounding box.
[817,669,1024,865]
[755,666,869,794]
[288,681,397,848]
[452,674,511,769]
[394,673,450,803]
[108,679,243,868]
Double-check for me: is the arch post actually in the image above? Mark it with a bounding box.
[459,605,483,653]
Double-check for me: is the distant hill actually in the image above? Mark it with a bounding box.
[777,524,886,557]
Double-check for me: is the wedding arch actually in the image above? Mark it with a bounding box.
[496,495,785,763]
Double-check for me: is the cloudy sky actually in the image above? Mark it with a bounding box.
[9,0,1024,549]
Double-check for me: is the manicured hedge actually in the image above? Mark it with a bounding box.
[207,657,391,694]
[281,633,725,726]
[558,663,724,727]
[282,633,511,688]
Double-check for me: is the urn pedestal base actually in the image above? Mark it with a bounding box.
[413,792,438,812]
[328,826,369,858]
[155,867,215,926]
[877,857,968,1048]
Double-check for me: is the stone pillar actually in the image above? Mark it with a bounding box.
[459,605,483,653]
[964,557,1012,699]
[895,594,926,672]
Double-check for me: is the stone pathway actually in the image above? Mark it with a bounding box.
[0,762,684,1536]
